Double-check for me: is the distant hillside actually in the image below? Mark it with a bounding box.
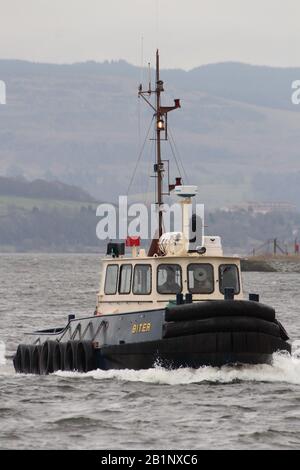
[0,176,298,253]
[0,176,95,202]
[0,203,101,252]
[0,178,99,252]
[0,201,299,254]
[1,59,300,208]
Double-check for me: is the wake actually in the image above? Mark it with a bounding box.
[2,339,300,385]
[55,342,300,386]
[0,341,6,366]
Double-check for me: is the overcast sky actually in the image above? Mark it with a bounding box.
[1,0,299,69]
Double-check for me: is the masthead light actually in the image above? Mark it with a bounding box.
[157,118,165,131]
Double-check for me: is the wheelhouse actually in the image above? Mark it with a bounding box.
[97,255,243,315]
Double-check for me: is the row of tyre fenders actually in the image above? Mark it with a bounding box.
[13,340,97,375]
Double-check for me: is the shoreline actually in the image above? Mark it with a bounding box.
[241,255,300,272]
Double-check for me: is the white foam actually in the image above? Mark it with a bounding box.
[0,341,6,366]
[54,348,300,386]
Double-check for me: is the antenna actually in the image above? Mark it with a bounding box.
[138,36,144,152]
[138,50,181,250]
[155,0,160,49]
[140,36,144,84]
[148,62,151,93]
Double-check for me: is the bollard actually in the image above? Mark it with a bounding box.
[185,293,193,304]
[224,288,235,300]
[249,293,259,302]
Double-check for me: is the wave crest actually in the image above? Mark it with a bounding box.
[54,348,300,386]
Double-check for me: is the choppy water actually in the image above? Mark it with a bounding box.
[0,254,300,450]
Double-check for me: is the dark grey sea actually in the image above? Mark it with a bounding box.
[0,254,299,449]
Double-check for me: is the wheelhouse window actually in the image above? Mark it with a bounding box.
[219,264,240,294]
[188,264,214,294]
[133,264,152,295]
[157,264,182,294]
[119,264,132,294]
[104,264,119,294]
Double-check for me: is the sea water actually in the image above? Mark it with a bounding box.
[0,254,299,449]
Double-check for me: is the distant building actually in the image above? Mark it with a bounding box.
[222,201,297,215]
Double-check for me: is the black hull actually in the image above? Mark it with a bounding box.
[98,331,290,370]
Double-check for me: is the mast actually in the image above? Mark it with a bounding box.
[155,50,163,237]
[138,50,181,252]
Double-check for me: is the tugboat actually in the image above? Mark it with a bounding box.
[13,51,291,374]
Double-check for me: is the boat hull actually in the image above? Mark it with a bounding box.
[98,331,290,370]
[13,300,291,373]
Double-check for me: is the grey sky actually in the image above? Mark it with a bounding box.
[1,0,299,69]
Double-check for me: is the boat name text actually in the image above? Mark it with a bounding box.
[132,322,152,334]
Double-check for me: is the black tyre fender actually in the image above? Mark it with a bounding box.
[40,340,57,375]
[163,316,281,339]
[13,344,23,373]
[53,341,66,372]
[19,344,33,374]
[30,345,42,374]
[64,340,80,371]
[165,300,276,323]
[76,341,96,372]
